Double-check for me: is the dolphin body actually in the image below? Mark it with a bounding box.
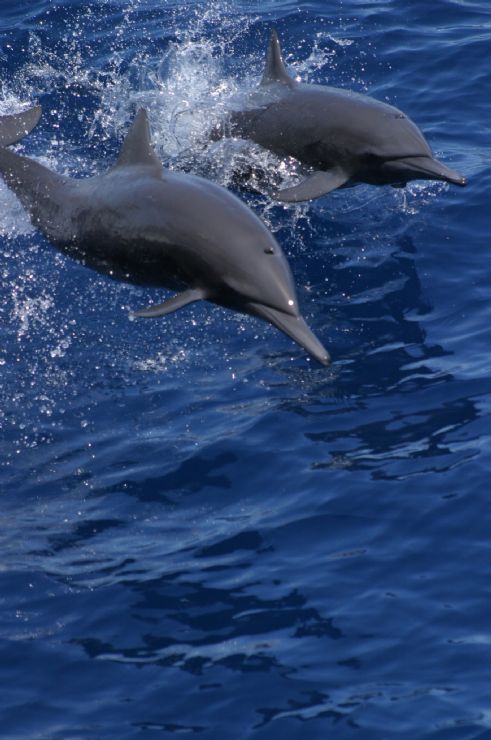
[213,31,467,202]
[0,107,329,365]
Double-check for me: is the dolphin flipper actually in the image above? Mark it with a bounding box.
[0,106,42,148]
[131,287,206,318]
[275,169,349,202]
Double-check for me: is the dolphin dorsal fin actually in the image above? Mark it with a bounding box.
[115,109,162,170]
[260,30,296,88]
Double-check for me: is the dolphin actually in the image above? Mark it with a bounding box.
[0,107,329,365]
[213,30,467,202]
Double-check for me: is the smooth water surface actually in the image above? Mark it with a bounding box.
[1,1,490,737]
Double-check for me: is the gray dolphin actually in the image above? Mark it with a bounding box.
[0,107,329,365]
[213,31,467,202]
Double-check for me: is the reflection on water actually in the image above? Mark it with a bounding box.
[309,393,481,480]
[73,569,343,667]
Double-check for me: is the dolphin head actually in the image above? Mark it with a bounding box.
[209,226,330,366]
[218,234,298,317]
[353,109,467,188]
[225,253,331,365]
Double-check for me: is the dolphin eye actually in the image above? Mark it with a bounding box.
[264,246,274,254]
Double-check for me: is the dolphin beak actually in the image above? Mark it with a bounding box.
[248,302,331,366]
[389,156,467,186]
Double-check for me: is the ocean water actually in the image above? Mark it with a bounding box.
[0,0,490,737]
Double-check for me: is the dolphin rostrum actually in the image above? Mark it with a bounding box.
[0,107,330,365]
[213,31,467,202]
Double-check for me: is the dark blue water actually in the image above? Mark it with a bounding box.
[1,1,490,737]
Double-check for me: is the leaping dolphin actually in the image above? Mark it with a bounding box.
[213,31,467,202]
[0,107,330,365]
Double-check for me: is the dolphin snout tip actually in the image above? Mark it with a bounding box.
[446,169,467,187]
[435,161,467,187]
[448,173,467,187]
[317,351,331,367]
[308,346,331,366]
[299,332,331,367]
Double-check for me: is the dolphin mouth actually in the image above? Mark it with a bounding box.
[248,302,330,366]
[386,155,467,186]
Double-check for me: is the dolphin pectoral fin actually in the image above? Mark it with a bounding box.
[131,288,206,318]
[275,169,349,203]
[0,105,42,148]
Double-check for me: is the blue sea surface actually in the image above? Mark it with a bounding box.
[1,0,490,737]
